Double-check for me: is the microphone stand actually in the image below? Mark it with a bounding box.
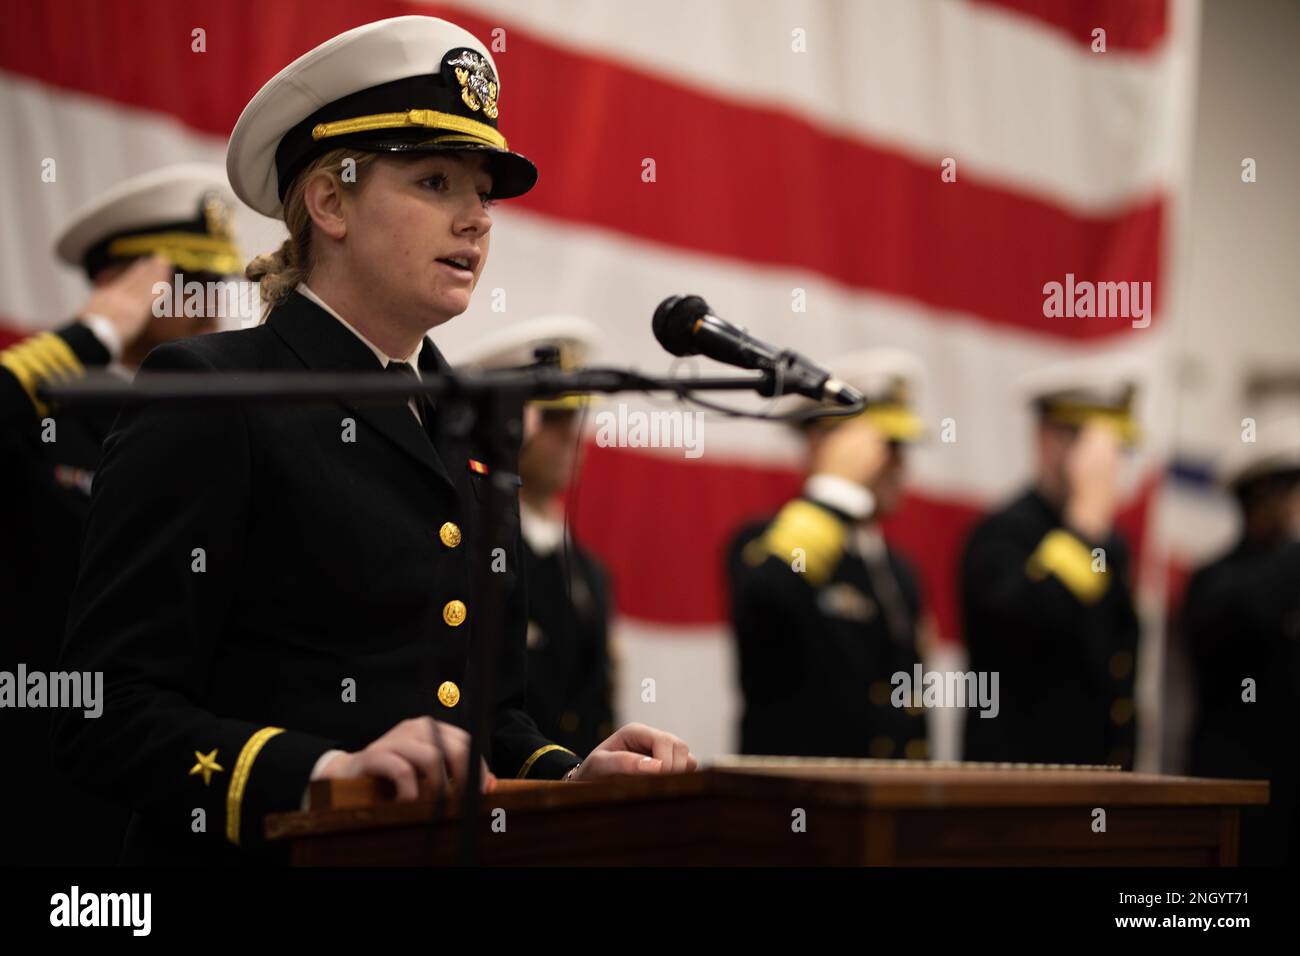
[41,367,774,405]
[439,378,527,868]
[42,365,860,865]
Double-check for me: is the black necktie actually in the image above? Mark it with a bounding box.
[861,542,913,648]
[384,361,434,433]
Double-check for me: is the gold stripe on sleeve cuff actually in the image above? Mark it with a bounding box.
[761,499,847,586]
[225,726,285,846]
[1026,529,1110,604]
[517,744,577,779]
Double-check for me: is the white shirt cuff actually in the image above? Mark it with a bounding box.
[299,749,347,811]
[804,474,875,522]
[78,313,124,361]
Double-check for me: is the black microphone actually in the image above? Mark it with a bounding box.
[652,295,863,406]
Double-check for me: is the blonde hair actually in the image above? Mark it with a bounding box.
[245,149,380,313]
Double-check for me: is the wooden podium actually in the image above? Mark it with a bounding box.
[264,758,1267,866]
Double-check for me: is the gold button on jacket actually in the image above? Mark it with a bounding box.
[437,681,460,708]
[443,599,467,627]
[439,521,462,548]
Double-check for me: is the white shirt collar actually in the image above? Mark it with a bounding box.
[297,282,423,373]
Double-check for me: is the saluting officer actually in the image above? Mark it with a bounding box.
[0,164,241,863]
[1184,415,1300,864]
[457,317,616,756]
[53,15,694,865]
[961,364,1141,768]
[727,349,930,759]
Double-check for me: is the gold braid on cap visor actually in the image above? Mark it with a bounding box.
[810,402,925,442]
[530,393,592,411]
[1043,401,1141,446]
[107,232,242,276]
[311,109,507,150]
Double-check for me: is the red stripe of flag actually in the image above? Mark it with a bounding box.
[1,0,1164,341]
[971,0,1169,53]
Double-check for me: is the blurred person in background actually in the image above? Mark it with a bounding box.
[727,349,931,759]
[1184,414,1300,865]
[961,365,1141,768]
[458,316,616,756]
[0,164,242,863]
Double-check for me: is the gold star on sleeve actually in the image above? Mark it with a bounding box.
[189,748,225,786]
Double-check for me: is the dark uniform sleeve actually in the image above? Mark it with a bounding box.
[729,496,855,610]
[482,463,581,781]
[727,496,856,740]
[586,557,616,739]
[961,502,1140,767]
[1182,563,1243,681]
[489,538,581,779]
[962,519,1126,652]
[52,342,342,851]
[0,321,111,426]
[1182,551,1284,776]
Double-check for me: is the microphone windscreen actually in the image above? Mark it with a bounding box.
[652,294,710,356]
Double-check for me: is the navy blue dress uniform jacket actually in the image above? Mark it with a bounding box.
[521,537,614,756]
[1184,538,1300,865]
[1,324,119,629]
[1,322,130,864]
[726,495,928,759]
[961,489,1140,767]
[52,291,580,864]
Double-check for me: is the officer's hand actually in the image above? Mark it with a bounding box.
[568,722,697,779]
[78,255,174,347]
[811,417,888,489]
[1064,420,1123,541]
[319,717,496,800]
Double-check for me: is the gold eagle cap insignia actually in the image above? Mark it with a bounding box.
[445,49,499,119]
[202,193,233,242]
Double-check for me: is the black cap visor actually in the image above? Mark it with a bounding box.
[346,135,537,200]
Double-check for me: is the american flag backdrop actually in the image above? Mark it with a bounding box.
[0,0,1203,763]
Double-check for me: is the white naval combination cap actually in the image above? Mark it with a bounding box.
[456,316,603,410]
[789,347,926,442]
[1015,357,1143,447]
[53,163,241,278]
[226,15,537,220]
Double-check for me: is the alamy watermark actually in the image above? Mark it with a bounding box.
[50,886,150,936]
[0,664,102,717]
[593,403,705,459]
[1042,273,1152,329]
[152,275,262,328]
[891,665,999,719]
